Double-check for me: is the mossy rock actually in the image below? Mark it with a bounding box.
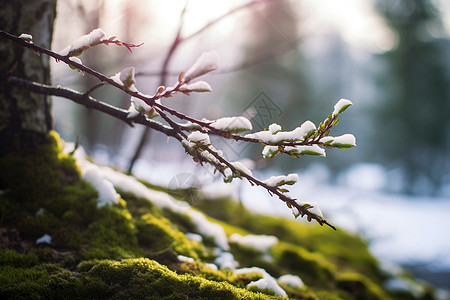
[336,272,390,300]
[1,258,278,299]
[272,242,336,288]
[0,132,437,299]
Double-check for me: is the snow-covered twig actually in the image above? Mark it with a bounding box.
[1,28,356,229]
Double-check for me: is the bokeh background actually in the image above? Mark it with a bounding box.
[51,0,450,289]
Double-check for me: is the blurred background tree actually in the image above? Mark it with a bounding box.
[373,0,450,195]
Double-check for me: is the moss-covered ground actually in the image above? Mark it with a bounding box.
[0,132,438,299]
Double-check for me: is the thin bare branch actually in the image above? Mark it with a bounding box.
[3,75,179,139]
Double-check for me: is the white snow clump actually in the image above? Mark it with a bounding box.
[183,51,218,83]
[229,233,278,253]
[36,234,52,245]
[111,67,136,90]
[245,120,316,144]
[262,173,299,187]
[59,28,106,57]
[332,99,353,117]
[177,255,195,263]
[211,116,253,133]
[278,274,305,288]
[235,267,287,297]
[180,81,212,93]
[214,250,239,269]
[187,131,210,145]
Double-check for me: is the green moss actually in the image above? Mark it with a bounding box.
[82,204,141,259]
[0,249,39,268]
[136,213,204,259]
[272,242,336,288]
[77,258,275,299]
[0,265,49,298]
[0,132,142,261]
[0,131,434,299]
[0,131,80,221]
[336,272,390,300]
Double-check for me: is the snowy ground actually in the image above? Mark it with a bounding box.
[129,158,450,276]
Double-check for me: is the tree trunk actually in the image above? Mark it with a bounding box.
[0,0,57,156]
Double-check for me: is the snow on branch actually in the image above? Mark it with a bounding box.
[1,28,358,230]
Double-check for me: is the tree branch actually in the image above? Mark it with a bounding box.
[3,75,179,139]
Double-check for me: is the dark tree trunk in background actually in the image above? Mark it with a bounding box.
[0,0,57,156]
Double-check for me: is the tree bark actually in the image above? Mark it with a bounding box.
[0,0,57,156]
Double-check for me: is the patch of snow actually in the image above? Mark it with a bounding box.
[201,181,239,200]
[278,274,305,288]
[214,251,239,269]
[205,263,219,271]
[186,210,229,250]
[185,232,203,243]
[82,164,120,207]
[65,141,231,251]
[36,234,52,245]
[235,267,287,297]
[229,233,278,253]
[177,255,195,263]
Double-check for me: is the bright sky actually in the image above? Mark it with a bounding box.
[148,0,396,52]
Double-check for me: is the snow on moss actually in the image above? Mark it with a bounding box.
[214,250,239,270]
[185,233,203,243]
[82,163,121,207]
[229,233,278,253]
[65,145,120,207]
[65,141,230,250]
[278,274,305,288]
[36,234,52,245]
[235,267,287,297]
[177,255,195,263]
[186,210,229,250]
